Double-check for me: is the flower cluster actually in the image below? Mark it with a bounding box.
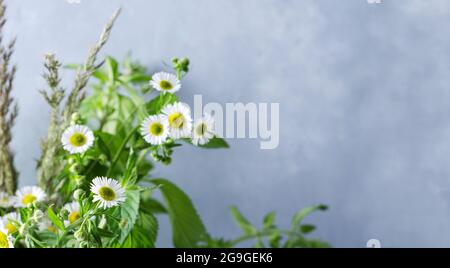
[0,174,125,248]
[141,72,215,146]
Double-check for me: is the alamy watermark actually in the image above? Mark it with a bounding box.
[192,95,280,150]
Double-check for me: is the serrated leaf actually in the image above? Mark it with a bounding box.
[119,189,141,242]
[229,206,257,235]
[151,178,209,248]
[140,190,167,214]
[121,211,158,248]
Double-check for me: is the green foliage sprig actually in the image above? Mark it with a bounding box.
[0,3,329,249]
[0,0,18,194]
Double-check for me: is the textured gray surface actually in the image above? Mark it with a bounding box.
[6,0,450,247]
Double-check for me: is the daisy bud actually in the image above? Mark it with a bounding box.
[98,215,107,229]
[70,113,81,125]
[73,189,85,201]
[74,228,85,241]
[32,210,44,221]
[172,57,179,64]
[59,208,69,218]
[180,58,190,66]
[69,164,81,174]
[162,157,172,165]
[79,241,89,248]
[68,157,77,165]
[98,154,108,164]
[74,176,85,187]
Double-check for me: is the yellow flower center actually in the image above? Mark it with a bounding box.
[149,122,164,136]
[99,186,116,201]
[0,231,9,248]
[5,222,17,234]
[196,123,207,136]
[168,112,184,128]
[69,133,87,147]
[159,80,173,90]
[68,212,81,224]
[48,225,57,234]
[22,194,37,205]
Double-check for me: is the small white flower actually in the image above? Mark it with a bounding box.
[14,186,46,208]
[63,201,81,226]
[149,72,181,93]
[140,115,170,145]
[1,212,21,234]
[0,224,14,248]
[0,192,12,208]
[38,217,57,233]
[61,124,94,154]
[192,113,215,146]
[90,177,126,209]
[161,102,193,139]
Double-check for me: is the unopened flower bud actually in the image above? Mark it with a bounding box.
[98,215,107,229]
[71,113,81,125]
[33,210,44,221]
[162,157,172,165]
[180,58,190,66]
[73,189,85,201]
[74,229,85,241]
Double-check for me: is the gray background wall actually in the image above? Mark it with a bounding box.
[6,0,450,247]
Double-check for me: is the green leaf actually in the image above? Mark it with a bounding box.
[182,137,229,149]
[151,178,209,247]
[268,230,281,248]
[140,190,167,214]
[146,93,178,115]
[47,207,65,231]
[121,211,158,248]
[105,56,119,82]
[119,189,141,242]
[263,211,276,230]
[229,206,257,235]
[300,224,316,234]
[291,204,327,232]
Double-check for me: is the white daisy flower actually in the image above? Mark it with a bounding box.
[140,115,170,145]
[0,192,12,208]
[63,201,81,226]
[1,212,21,234]
[90,177,126,209]
[61,124,94,154]
[192,113,215,146]
[0,224,14,248]
[14,186,46,208]
[161,102,193,139]
[38,217,57,233]
[149,72,181,94]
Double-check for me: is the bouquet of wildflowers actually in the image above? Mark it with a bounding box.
[0,2,328,248]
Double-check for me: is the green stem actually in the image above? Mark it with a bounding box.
[229,230,303,247]
[106,125,139,177]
